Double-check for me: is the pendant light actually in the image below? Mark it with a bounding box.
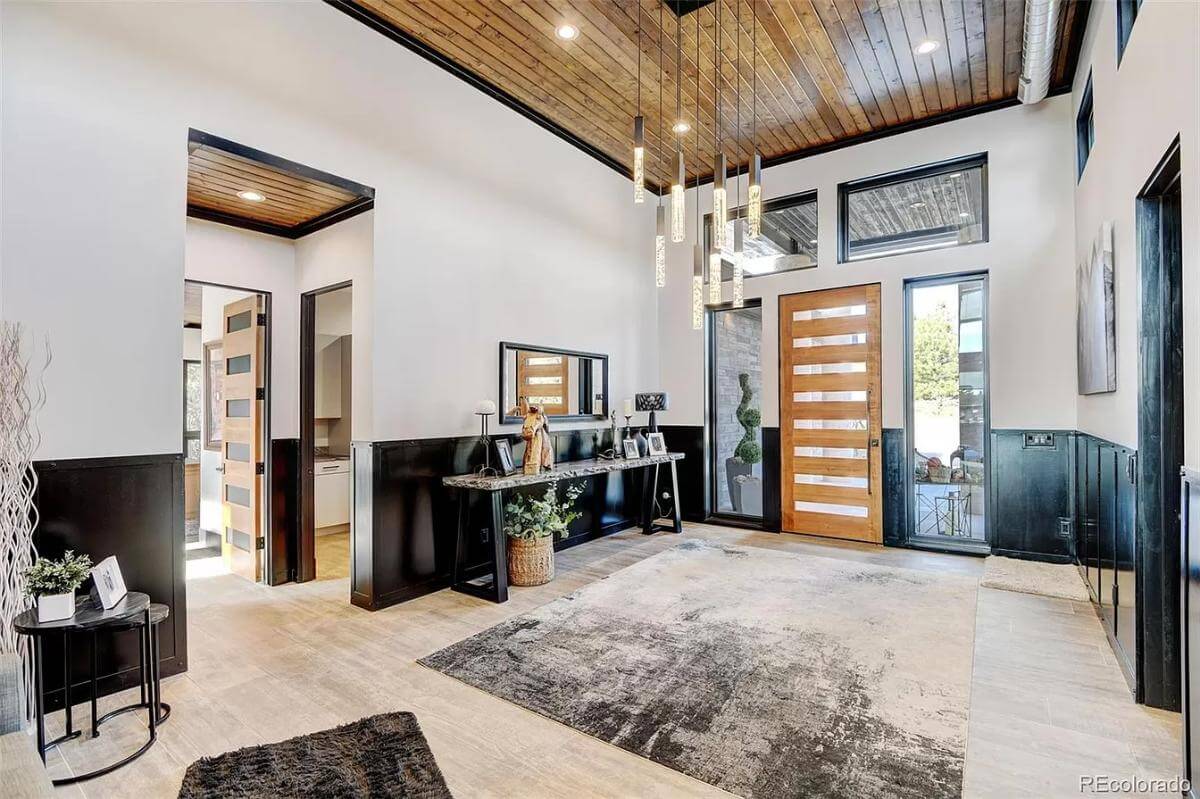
[730,0,745,307]
[708,1,724,306]
[654,0,666,288]
[747,0,763,238]
[691,10,703,331]
[633,4,645,204]
[670,13,686,243]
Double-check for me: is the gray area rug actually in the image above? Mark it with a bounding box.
[178,711,452,798]
[981,555,1089,601]
[421,540,977,798]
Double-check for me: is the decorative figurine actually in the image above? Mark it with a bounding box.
[521,404,554,474]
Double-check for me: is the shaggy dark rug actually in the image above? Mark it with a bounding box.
[178,712,452,798]
[420,540,977,799]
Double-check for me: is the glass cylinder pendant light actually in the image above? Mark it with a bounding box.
[708,249,723,305]
[748,154,762,238]
[692,244,704,330]
[670,14,685,243]
[732,213,745,308]
[633,116,645,203]
[747,0,763,238]
[712,154,728,251]
[655,205,666,288]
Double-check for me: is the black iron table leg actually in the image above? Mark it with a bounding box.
[669,461,683,533]
[489,492,509,603]
[63,633,73,737]
[641,465,656,534]
[144,611,156,739]
[34,636,45,763]
[451,489,466,588]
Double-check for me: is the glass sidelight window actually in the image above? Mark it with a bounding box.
[709,302,764,519]
[905,275,989,546]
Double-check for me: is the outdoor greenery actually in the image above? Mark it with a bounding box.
[734,372,762,465]
[23,551,92,598]
[912,300,960,412]
[504,481,584,540]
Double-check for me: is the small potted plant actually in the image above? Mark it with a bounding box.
[503,481,583,586]
[24,550,92,622]
[726,373,763,514]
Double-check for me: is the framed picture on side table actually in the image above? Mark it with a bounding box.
[622,439,640,459]
[90,556,128,610]
[647,432,667,456]
[495,439,515,474]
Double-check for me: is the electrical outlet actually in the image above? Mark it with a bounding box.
[480,527,490,543]
[1057,517,1072,539]
[1023,432,1056,448]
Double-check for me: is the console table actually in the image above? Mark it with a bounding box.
[442,452,684,603]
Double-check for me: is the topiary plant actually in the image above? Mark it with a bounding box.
[733,372,762,465]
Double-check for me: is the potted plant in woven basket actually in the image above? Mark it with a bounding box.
[24,550,92,622]
[503,481,583,587]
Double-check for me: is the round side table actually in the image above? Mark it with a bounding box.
[13,592,171,786]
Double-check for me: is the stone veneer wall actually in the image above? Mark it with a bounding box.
[714,307,763,512]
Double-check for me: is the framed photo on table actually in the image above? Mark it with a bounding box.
[622,439,640,459]
[90,556,128,610]
[495,439,515,474]
[647,432,667,456]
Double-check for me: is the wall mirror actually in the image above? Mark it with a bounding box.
[500,342,608,424]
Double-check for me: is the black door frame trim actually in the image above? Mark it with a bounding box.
[300,280,354,583]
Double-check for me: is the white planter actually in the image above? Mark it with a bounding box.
[37,592,75,623]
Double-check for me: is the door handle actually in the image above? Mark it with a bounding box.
[216,465,225,474]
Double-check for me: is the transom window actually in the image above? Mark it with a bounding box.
[838,154,987,263]
[705,191,818,280]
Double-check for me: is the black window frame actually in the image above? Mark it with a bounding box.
[836,152,989,264]
[183,358,202,459]
[1076,73,1095,181]
[1117,0,1142,64]
[703,189,819,282]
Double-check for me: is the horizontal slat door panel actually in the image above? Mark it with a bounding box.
[226,504,254,534]
[781,284,882,544]
[223,373,255,398]
[788,343,869,365]
[224,328,255,354]
[789,372,869,392]
[782,285,868,312]
[793,483,869,506]
[790,315,868,339]
[792,429,869,449]
[787,510,870,539]
[789,401,869,420]
[793,456,868,477]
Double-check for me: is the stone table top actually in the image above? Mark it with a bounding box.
[443,453,684,491]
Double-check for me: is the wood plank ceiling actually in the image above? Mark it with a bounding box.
[338,0,1089,189]
[187,132,375,238]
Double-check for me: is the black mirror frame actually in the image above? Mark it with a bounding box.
[498,341,610,425]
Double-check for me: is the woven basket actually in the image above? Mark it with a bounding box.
[507,536,555,586]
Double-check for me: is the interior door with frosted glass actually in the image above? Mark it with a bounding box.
[220,295,264,581]
[780,284,882,542]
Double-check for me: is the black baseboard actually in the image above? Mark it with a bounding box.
[32,453,187,711]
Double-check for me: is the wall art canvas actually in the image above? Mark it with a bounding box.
[1077,222,1116,395]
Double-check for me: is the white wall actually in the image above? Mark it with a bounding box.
[295,214,373,441]
[1071,0,1200,457]
[1,1,656,460]
[658,99,1079,431]
[184,219,299,439]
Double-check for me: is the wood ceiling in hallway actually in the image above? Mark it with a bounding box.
[334,0,1090,188]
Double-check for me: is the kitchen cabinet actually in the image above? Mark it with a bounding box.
[315,459,350,528]
[315,335,342,419]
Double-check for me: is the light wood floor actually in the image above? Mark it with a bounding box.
[315,530,350,581]
[37,523,1180,797]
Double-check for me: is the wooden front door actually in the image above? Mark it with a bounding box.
[780,284,882,543]
[220,295,265,581]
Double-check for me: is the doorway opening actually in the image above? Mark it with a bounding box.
[904,273,989,553]
[300,282,353,582]
[708,300,764,523]
[1136,136,1183,711]
[182,279,272,583]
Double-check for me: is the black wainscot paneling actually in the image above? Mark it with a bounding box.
[882,428,905,546]
[760,427,781,532]
[32,453,186,711]
[270,438,300,585]
[658,425,705,522]
[989,430,1073,562]
[352,428,654,611]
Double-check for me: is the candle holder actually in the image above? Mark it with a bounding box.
[474,400,498,477]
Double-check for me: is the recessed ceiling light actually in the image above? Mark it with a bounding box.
[959,212,970,218]
[809,239,818,245]
[910,201,926,209]
[914,39,940,55]
[948,172,962,179]
[673,120,691,134]
[237,190,266,202]
[555,23,579,40]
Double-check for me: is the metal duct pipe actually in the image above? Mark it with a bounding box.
[1017,0,1061,104]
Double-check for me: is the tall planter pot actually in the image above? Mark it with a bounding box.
[726,458,753,512]
[507,536,555,586]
